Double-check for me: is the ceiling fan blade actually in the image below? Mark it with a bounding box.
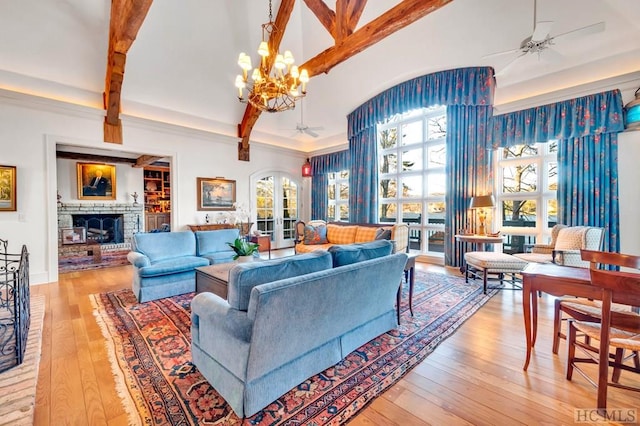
[553,21,605,42]
[495,52,527,77]
[306,126,324,131]
[482,47,521,59]
[304,129,319,137]
[531,21,553,41]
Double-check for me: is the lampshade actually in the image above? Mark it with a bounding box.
[469,195,495,209]
[624,88,640,131]
[301,158,312,177]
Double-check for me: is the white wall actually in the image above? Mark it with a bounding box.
[618,87,640,256]
[0,90,308,284]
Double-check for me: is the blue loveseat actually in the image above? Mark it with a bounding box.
[191,240,406,417]
[127,229,240,302]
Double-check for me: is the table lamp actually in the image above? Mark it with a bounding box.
[469,195,495,235]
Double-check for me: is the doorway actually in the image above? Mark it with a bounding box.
[251,172,300,249]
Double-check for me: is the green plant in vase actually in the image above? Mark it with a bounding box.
[227,237,259,260]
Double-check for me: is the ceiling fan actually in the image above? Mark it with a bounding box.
[485,0,605,76]
[287,100,324,138]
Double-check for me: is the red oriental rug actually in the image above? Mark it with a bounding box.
[91,271,498,425]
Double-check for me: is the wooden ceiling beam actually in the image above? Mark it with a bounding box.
[237,0,453,161]
[303,0,336,38]
[103,0,153,144]
[237,0,296,161]
[134,155,165,167]
[301,0,452,77]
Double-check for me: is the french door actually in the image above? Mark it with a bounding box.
[252,172,300,249]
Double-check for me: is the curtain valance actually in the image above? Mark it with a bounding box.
[347,67,495,139]
[310,150,349,176]
[488,89,624,149]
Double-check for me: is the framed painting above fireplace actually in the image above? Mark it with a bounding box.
[77,162,116,200]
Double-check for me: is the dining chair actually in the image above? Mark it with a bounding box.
[565,250,640,411]
[552,248,640,354]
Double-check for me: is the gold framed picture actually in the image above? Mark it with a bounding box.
[197,177,236,211]
[0,165,17,211]
[77,162,116,200]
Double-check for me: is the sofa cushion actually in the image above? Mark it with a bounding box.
[327,224,358,244]
[195,229,240,256]
[294,243,334,254]
[354,226,378,243]
[139,255,209,278]
[328,240,393,267]
[303,224,328,245]
[227,251,333,311]
[134,231,197,262]
[200,250,236,265]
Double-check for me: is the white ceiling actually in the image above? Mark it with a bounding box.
[1,0,639,154]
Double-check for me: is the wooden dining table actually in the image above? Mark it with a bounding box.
[520,262,593,370]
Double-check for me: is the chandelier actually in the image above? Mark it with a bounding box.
[234,0,309,113]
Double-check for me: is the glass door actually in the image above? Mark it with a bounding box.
[253,172,299,249]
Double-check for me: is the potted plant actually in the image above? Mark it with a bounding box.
[227,237,259,261]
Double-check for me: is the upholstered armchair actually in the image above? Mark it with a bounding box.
[513,225,604,267]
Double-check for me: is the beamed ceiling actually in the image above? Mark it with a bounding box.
[2,0,640,160]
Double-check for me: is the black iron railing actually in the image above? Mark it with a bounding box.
[0,239,30,373]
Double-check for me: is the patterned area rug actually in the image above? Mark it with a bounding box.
[91,271,498,425]
[59,249,130,273]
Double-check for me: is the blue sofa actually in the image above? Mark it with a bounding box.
[127,229,240,302]
[191,240,406,417]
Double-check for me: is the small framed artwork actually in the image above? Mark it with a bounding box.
[61,227,87,245]
[197,177,236,211]
[0,165,17,211]
[77,162,116,200]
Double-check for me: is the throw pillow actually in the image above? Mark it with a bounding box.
[304,224,328,245]
[375,228,392,240]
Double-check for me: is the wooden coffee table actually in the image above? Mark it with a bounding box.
[195,263,236,298]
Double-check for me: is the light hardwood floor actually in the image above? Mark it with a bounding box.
[32,254,639,425]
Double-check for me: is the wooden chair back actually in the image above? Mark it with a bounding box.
[577,250,640,409]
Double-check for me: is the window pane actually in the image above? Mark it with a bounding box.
[502,200,537,227]
[328,205,335,220]
[502,144,538,159]
[339,170,349,179]
[401,176,422,198]
[379,152,397,174]
[427,173,446,196]
[427,202,445,224]
[427,144,446,168]
[427,114,446,140]
[378,128,397,149]
[548,162,557,191]
[548,140,558,153]
[502,164,537,192]
[379,203,397,222]
[328,184,335,200]
[401,120,422,145]
[402,148,423,171]
[328,172,335,179]
[547,199,557,227]
[379,178,397,199]
[339,205,349,221]
[339,183,348,200]
[427,230,445,253]
[503,234,536,254]
[402,203,422,224]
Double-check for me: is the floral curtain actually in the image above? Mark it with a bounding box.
[445,105,494,267]
[310,150,350,220]
[346,66,495,266]
[488,89,624,253]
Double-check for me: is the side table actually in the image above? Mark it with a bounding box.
[250,235,271,259]
[397,253,418,324]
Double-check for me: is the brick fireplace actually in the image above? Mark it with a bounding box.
[57,203,144,269]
